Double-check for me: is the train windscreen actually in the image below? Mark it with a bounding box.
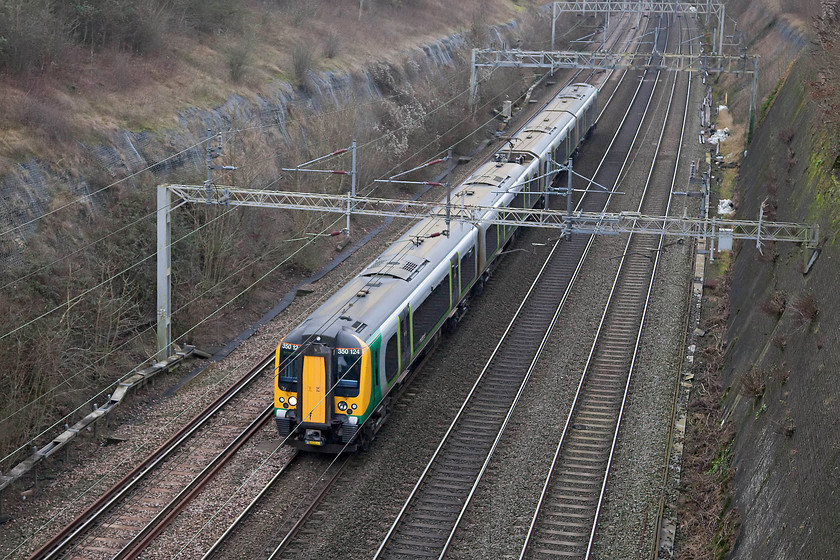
[335,349,362,397]
[278,344,299,392]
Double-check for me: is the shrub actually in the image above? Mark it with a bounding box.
[57,0,167,54]
[323,32,340,59]
[786,148,797,170]
[226,43,251,83]
[773,410,796,437]
[760,290,786,316]
[122,4,168,54]
[0,0,67,73]
[467,13,488,47]
[182,0,243,34]
[292,43,315,88]
[791,291,818,326]
[771,333,787,350]
[755,242,777,263]
[16,95,75,143]
[765,176,778,196]
[777,128,795,144]
[740,368,765,398]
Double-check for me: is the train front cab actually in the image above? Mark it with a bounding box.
[274,333,372,452]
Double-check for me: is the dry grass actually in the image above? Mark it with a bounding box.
[679,265,741,559]
[777,127,795,144]
[0,0,539,160]
[755,241,778,263]
[740,368,766,398]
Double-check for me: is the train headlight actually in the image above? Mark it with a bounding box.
[337,401,348,411]
[351,403,357,410]
[288,396,297,407]
[279,397,285,403]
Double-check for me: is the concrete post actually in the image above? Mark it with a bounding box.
[156,185,172,360]
[748,56,759,142]
[349,139,357,233]
[469,48,478,112]
[567,158,573,219]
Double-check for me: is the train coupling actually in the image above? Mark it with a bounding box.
[304,429,325,446]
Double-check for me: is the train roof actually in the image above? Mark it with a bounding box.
[284,161,529,346]
[507,83,597,159]
[285,218,473,345]
[282,83,598,348]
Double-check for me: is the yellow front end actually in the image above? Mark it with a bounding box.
[273,337,374,451]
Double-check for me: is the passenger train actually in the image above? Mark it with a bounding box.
[273,82,599,451]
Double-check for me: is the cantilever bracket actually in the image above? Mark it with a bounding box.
[803,223,821,274]
[804,247,820,274]
[804,225,821,274]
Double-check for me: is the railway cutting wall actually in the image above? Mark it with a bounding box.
[689,0,840,557]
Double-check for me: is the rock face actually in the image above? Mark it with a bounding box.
[719,18,840,560]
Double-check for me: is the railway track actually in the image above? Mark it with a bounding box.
[264,455,350,559]
[212,14,647,560]
[371,16,671,560]
[28,356,279,560]
[520,14,695,559]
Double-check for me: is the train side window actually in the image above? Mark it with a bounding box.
[385,333,399,382]
[587,103,596,130]
[413,274,450,350]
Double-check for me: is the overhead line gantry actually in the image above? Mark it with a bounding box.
[155,182,818,358]
[548,1,726,53]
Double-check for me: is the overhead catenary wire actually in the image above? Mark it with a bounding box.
[0,82,458,293]
[0,56,503,328]
[0,69,517,460]
[0,209,339,465]
[0,49,535,475]
[0,50,529,480]
[1,64,515,359]
[0,141,210,240]
[0,21,590,559]
[22,18,580,454]
[23,21,616,556]
[167,60,573,560]
[173,19,621,556]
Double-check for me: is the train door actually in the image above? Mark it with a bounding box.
[461,247,476,291]
[451,255,460,304]
[558,132,568,164]
[398,308,411,372]
[299,343,332,429]
[544,158,553,189]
